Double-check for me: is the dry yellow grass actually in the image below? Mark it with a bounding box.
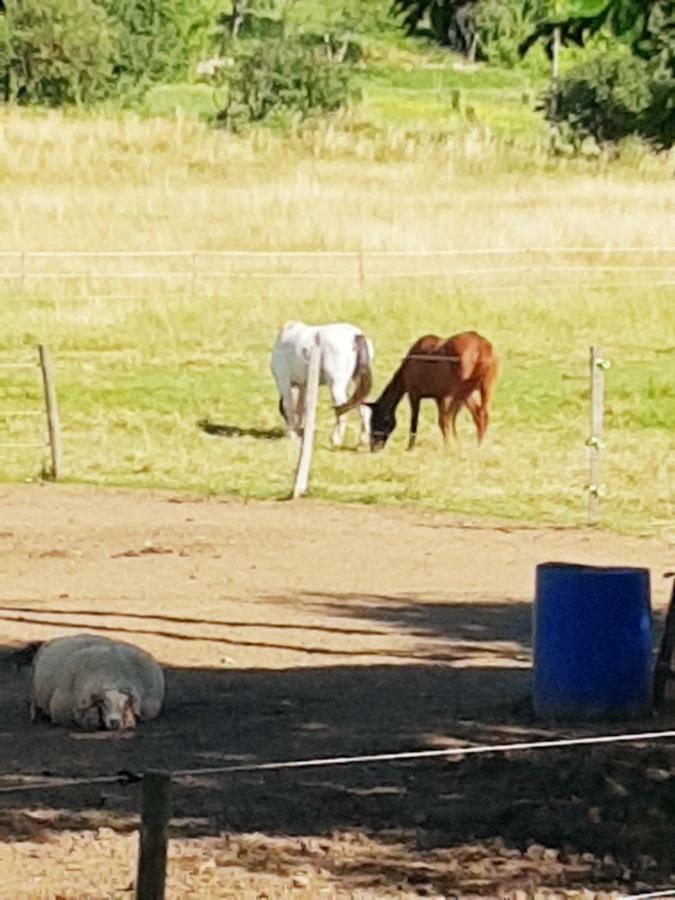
[0,108,673,255]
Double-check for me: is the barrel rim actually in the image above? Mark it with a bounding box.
[536,561,650,577]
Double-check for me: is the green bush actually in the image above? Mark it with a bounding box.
[215,36,356,129]
[98,0,221,93]
[1,0,114,105]
[547,50,674,147]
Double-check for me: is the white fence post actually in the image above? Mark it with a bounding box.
[292,334,321,499]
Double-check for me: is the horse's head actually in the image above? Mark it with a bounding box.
[368,401,396,452]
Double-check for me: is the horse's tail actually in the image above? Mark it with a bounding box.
[335,333,373,416]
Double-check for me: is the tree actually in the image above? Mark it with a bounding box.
[518,1,663,59]
[1,0,114,104]
[97,0,221,90]
[546,2,674,147]
[215,34,355,129]
[392,0,481,55]
[392,0,669,62]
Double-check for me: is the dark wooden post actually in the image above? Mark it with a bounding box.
[136,771,172,900]
[38,344,61,480]
[654,575,675,709]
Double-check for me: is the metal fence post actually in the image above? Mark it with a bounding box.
[587,345,609,525]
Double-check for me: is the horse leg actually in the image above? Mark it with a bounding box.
[329,379,349,448]
[475,368,497,445]
[464,394,484,444]
[295,384,307,436]
[476,395,489,446]
[357,403,371,446]
[437,398,451,445]
[447,395,464,440]
[279,383,299,439]
[408,394,420,450]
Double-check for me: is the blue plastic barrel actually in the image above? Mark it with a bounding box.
[533,563,652,720]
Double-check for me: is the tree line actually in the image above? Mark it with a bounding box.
[0,0,672,146]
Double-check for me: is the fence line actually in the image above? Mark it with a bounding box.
[25,280,675,302]
[0,346,61,479]
[1,247,674,260]
[3,724,675,895]
[0,248,672,297]
[625,891,675,900]
[2,727,675,797]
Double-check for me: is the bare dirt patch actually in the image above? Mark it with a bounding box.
[0,485,673,897]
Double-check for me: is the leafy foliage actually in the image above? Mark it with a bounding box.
[518,0,664,58]
[392,0,669,63]
[0,0,114,104]
[548,49,674,146]
[215,35,355,129]
[392,0,479,53]
[97,0,221,91]
[474,0,550,65]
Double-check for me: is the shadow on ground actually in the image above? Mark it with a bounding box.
[197,418,286,440]
[0,595,674,895]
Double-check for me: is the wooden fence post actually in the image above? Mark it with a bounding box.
[37,344,61,480]
[292,334,321,499]
[357,248,365,288]
[20,252,26,294]
[587,345,609,525]
[136,771,172,900]
[451,88,465,114]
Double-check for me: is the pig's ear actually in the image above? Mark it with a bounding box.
[82,692,103,708]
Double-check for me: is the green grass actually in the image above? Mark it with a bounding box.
[1,281,673,536]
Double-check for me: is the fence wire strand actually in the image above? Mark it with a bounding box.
[2,728,675,796]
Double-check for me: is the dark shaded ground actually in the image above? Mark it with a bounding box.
[2,603,675,896]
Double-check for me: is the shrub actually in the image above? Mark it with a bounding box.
[215,36,356,129]
[547,50,674,147]
[98,0,221,93]
[1,0,114,105]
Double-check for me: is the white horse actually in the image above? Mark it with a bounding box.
[270,320,374,447]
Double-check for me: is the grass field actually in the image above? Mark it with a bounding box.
[0,84,673,536]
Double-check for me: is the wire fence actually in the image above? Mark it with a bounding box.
[2,725,675,896]
[2,726,675,796]
[0,347,60,475]
[0,248,674,297]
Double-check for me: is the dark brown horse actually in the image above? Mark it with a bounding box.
[338,331,499,451]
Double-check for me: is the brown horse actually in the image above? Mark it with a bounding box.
[338,331,499,451]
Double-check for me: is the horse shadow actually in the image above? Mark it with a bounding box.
[197,418,286,441]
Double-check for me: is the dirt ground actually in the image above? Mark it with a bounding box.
[0,484,674,898]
